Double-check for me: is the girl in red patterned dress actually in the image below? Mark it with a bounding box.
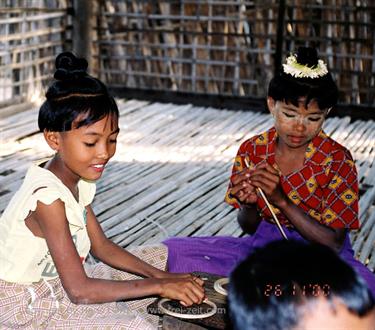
[165,47,375,298]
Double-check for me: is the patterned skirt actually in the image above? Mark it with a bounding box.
[0,244,167,329]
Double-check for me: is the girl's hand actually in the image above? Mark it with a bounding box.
[158,276,205,306]
[250,162,287,207]
[230,169,258,205]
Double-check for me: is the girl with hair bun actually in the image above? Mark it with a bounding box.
[165,47,375,298]
[0,52,204,329]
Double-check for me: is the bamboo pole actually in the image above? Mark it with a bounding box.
[73,0,93,72]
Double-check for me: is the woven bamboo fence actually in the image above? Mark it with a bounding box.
[0,1,374,114]
[96,0,375,107]
[283,0,375,107]
[96,0,273,98]
[0,0,71,113]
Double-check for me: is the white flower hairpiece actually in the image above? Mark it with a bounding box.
[282,54,328,79]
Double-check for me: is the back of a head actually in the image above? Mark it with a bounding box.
[268,47,338,110]
[38,52,118,132]
[228,240,374,330]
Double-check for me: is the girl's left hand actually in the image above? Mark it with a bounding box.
[249,162,287,208]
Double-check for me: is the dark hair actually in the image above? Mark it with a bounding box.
[228,240,374,330]
[38,52,119,132]
[268,47,338,110]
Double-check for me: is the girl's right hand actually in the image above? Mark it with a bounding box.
[158,276,205,306]
[230,169,258,205]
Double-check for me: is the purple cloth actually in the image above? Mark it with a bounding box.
[163,221,375,297]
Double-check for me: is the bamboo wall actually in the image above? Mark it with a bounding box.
[96,1,275,99]
[283,0,375,107]
[0,0,71,108]
[0,1,374,111]
[96,0,375,107]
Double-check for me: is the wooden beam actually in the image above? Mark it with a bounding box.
[72,0,94,71]
[274,0,286,76]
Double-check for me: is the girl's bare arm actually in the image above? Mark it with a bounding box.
[86,205,168,278]
[276,198,347,252]
[250,163,347,252]
[34,200,204,305]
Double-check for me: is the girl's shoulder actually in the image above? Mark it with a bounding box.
[313,131,354,163]
[0,164,67,225]
[23,163,65,195]
[1,162,96,226]
[238,127,275,153]
[21,162,95,207]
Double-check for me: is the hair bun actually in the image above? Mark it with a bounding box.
[46,51,108,101]
[296,47,319,68]
[54,52,88,81]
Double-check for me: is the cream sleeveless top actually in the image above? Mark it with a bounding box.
[0,162,96,284]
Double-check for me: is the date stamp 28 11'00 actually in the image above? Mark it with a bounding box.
[264,284,331,297]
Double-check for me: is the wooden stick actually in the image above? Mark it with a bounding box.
[244,158,288,240]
